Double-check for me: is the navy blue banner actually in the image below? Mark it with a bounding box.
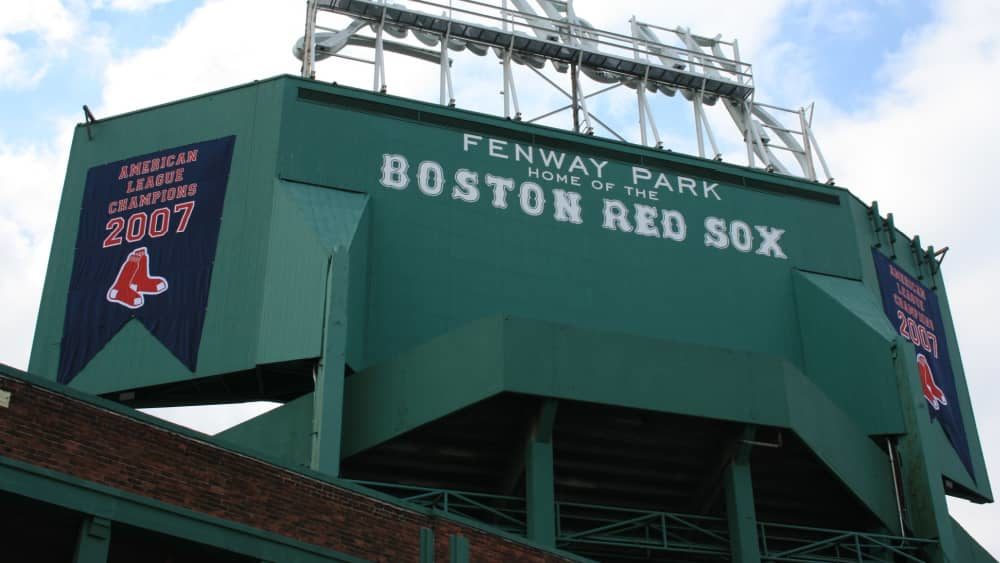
[58,136,236,384]
[872,248,973,479]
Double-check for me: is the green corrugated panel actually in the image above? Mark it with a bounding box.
[255,182,330,365]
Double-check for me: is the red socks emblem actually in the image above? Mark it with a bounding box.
[917,353,947,410]
[107,247,169,309]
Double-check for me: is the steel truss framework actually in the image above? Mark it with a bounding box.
[346,480,935,562]
[295,0,834,183]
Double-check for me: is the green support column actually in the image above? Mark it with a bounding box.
[73,516,111,563]
[892,337,954,563]
[311,252,350,477]
[724,427,761,563]
[419,528,434,563]
[526,399,558,547]
[449,534,469,563]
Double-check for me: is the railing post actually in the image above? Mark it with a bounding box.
[724,426,762,563]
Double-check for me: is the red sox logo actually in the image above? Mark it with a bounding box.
[917,352,947,410]
[106,247,168,309]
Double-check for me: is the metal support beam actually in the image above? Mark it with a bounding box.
[723,426,761,563]
[311,252,351,476]
[694,426,755,515]
[73,516,111,563]
[301,0,319,78]
[526,399,558,547]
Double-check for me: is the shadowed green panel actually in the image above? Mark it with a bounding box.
[501,317,791,427]
[793,270,904,435]
[782,366,899,531]
[343,315,901,529]
[215,393,314,468]
[342,316,506,457]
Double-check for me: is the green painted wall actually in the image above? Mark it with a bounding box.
[279,83,859,376]
[28,75,992,516]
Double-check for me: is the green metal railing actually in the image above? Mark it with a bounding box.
[346,480,527,536]
[556,501,730,557]
[344,480,935,562]
[758,522,936,562]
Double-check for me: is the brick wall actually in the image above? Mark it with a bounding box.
[0,373,572,562]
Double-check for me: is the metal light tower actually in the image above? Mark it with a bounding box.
[294,0,834,183]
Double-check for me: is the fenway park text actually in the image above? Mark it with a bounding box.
[379,153,787,260]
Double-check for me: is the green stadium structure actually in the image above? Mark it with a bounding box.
[6,74,996,562]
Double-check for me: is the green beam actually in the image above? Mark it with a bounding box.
[526,399,558,547]
[73,516,111,563]
[311,251,350,476]
[0,457,364,563]
[724,427,761,563]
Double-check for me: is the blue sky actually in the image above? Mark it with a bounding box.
[0,2,193,146]
[2,0,999,556]
[774,0,935,110]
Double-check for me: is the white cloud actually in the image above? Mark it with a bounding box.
[99,0,303,115]
[142,401,280,435]
[0,0,80,90]
[793,0,875,37]
[0,1,77,41]
[0,135,70,368]
[0,37,49,89]
[94,0,176,12]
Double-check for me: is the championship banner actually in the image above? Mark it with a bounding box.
[872,248,974,478]
[58,136,236,384]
